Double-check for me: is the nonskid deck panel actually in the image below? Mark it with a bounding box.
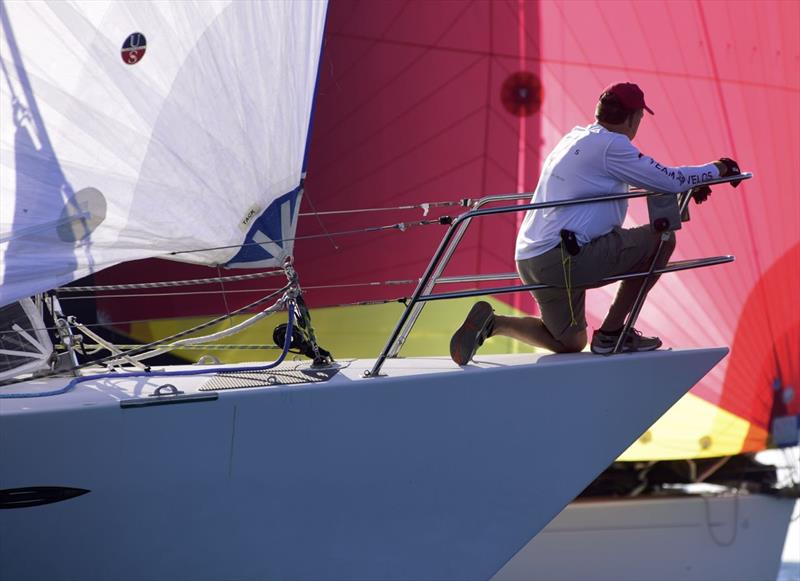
[198,361,344,391]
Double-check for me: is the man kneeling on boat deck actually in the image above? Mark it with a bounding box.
[450,82,741,364]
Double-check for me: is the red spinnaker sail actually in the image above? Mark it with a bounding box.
[95,1,799,460]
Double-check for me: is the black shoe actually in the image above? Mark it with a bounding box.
[590,328,662,354]
[450,301,495,365]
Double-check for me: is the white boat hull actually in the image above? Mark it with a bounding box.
[0,349,726,580]
[494,493,796,581]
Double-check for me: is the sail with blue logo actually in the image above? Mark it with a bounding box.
[0,0,327,307]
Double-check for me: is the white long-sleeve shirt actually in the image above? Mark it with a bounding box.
[515,124,719,260]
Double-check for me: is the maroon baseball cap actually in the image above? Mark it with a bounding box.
[603,82,654,115]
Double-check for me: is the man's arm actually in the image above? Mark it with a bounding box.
[605,137,720,193]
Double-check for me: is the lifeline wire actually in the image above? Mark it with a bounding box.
[54,278,419,301]
[98,344,282,351]
[299,199,469,217]
[0,278,421,337]
[167,217,447,257]
[0,299,297,400]
[43,205,455,294]
[2,294,412,338]
[58,269,284,292]
[0,286,290,387]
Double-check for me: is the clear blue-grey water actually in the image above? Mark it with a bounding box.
[778,561,800,581]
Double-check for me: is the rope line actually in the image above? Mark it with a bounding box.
[0,278,422,338]
[297,189,339,251]
[105,344,282,351]
[560,242,577,327]
[58,269,284,292]
[299,199,468,217]
[703,492,740,548]
[0,294,411,339]
[167,217,447,257]
[0,286,290,387]
[55,278,420,302]
[0,299,297,399]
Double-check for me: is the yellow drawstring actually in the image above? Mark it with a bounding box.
[561,241,577,326]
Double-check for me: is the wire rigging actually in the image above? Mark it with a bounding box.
[166,215,452,258]
[0,286,290,388]
[0,276,424,337]
[57,269,285,292]
[299,199,467,217]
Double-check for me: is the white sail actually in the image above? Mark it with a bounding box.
[0,0,327,307]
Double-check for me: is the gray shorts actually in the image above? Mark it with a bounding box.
[516,226,672,342]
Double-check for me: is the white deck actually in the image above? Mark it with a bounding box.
[3,348,707,411]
